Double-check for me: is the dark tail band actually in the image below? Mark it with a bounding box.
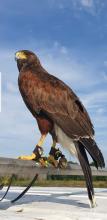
[76,142,96,207]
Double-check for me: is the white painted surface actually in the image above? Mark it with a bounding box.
[0,187,107,220]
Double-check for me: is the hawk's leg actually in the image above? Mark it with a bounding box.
[18,134,46,161]
[48,140,58,167]
[48,140,67,168]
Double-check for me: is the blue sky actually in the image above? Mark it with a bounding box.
[0,0,107,165]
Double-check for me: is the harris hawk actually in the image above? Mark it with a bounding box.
[15,50,105,207]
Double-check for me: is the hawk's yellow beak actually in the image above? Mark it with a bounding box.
[15,51,27,60]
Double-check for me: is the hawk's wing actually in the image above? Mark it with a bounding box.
[33,72,94,139]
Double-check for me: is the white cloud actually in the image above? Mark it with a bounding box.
[102,72,107,81]
[104,60,107,66]
[6,82,18,93]
[94,115,107,129]
[70,0,106,16]
[0,72,1,112]
[81,90,107,108]
[80,90,107,153]
[96,108,106,115]
[81,0,93,8]
[37,42,102,90]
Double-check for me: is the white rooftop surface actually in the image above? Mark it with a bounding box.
[0,187,107,220]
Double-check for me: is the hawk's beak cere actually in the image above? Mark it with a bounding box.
[15,51,27,61]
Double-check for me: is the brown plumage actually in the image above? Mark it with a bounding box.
[15,50,105,207]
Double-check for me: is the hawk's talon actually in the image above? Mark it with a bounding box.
[18,146,44,161]
[38,158,49,167]
[48,155,58,167]
[48,147,68,168]
[58,155,68,168]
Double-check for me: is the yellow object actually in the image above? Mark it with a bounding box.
[18,134,47,161]
[18,153,36,160]
[15,51,27,60]
[37,134,46,146]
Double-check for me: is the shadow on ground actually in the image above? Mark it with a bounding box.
[0,189,90,210]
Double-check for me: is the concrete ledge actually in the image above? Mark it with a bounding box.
[0,157,107,179]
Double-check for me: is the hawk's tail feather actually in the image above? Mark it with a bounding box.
[75,142,96,207]
[80,138,105,169]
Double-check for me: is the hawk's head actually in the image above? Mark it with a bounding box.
[15,50,40,71]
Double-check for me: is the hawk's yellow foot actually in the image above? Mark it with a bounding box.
[18,153,36,160]
[18,145,43,161]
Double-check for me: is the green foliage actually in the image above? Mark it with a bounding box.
[0,175,107,188]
